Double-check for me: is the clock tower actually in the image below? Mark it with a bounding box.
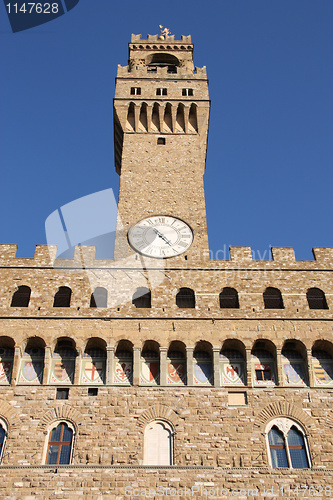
[113,30,210,263]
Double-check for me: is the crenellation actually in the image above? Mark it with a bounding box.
[0,31,332,497]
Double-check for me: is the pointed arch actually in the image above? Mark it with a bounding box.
[188,103,198,132]
[176,103,185,132]
[139,102,148,132]
[126,102,135,131]
[163,102,173,132]
[151,103,160,132]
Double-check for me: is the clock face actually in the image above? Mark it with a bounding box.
[128,216,193,258]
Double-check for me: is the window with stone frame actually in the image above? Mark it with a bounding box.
[0,344,14,385]
[182,88,194,96]
[281,344,307,386]
[11,285,31,307]
[0,419,7,464]
[219,287,239,308]
[220,348,246,386]
[266,418,311,469]
[144,420,174,465]
[114,343,133,385]
[132,287,151,308]
[312,348,333,386]
[176,288,195,308]
[263,287,284,309]
[306,288,328,310]
[53,286,72,307]
[140,342,160,385]
[46,421,74,465]
[251,348,277,386]
[167,344,186,385]
[193,345,213,385]
[90,287,107,308]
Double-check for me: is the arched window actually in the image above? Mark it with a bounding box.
[132,287,151,308]
[307,288,328,310]
[0,420,7,464]
[144,420,174,465]
[176,288,195,309]
[281,343,307,386]
[18,339,45,384]
[219,288,239,309]
[49,339,76,384]
[0,338,14,385]
[251,346,277,386]
[114,341,133,385]
[126,102,135,131]
[312,347,333,386]
[53,287,71,308]
[90,287,107,308]
[46,422,74,465]
[193,342,213,385]
[188,103,198,132]
[176,104,185,132]
[140,342,160,385]
[81,339,106,384]
[263,287,284,309]
[11,285,31,307]
[267,419,310,469]
[167,342,186,385]
[220,348,246,385]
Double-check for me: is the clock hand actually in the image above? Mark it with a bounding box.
[152,228,172,246]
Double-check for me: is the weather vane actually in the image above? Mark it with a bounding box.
[159,25,171,39]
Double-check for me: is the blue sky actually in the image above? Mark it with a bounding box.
[0,1,332,260]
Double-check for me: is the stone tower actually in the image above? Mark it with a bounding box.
[113,33,210,262]
[0,31,333,497]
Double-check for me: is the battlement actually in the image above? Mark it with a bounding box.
[116,64,207,79]
[1,244,333,268]
[131,34,192,44]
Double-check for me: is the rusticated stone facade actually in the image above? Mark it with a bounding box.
[0,32,333,499]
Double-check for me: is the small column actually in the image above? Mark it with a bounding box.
[159,347,168,386]
[147,105,153,132]
[106,345,115,385]
[133,346,141,386]
[42,346,52,384]
[306,349,315,387]
[186,346,194,386]
[73,349,81,385]
[171,105,177,133]
[158,104,164,132]
[245,349,252,387]
[11,347,21,386]
[276,348,283,386]
[184,105,190,134]
[213,346,221,387]
[134,104,140,132]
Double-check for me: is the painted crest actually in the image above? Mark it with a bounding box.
[222,363,244,384]
[314,362,333,384]
[141,361,159,384]
[283,363,305,384]
[21,361,43,383]
[194,362,212,384]
[168,362,185,384]
[51,360,74,383]
[0,361,12,383]
[83,361,104,383]
[114,361,132,383]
